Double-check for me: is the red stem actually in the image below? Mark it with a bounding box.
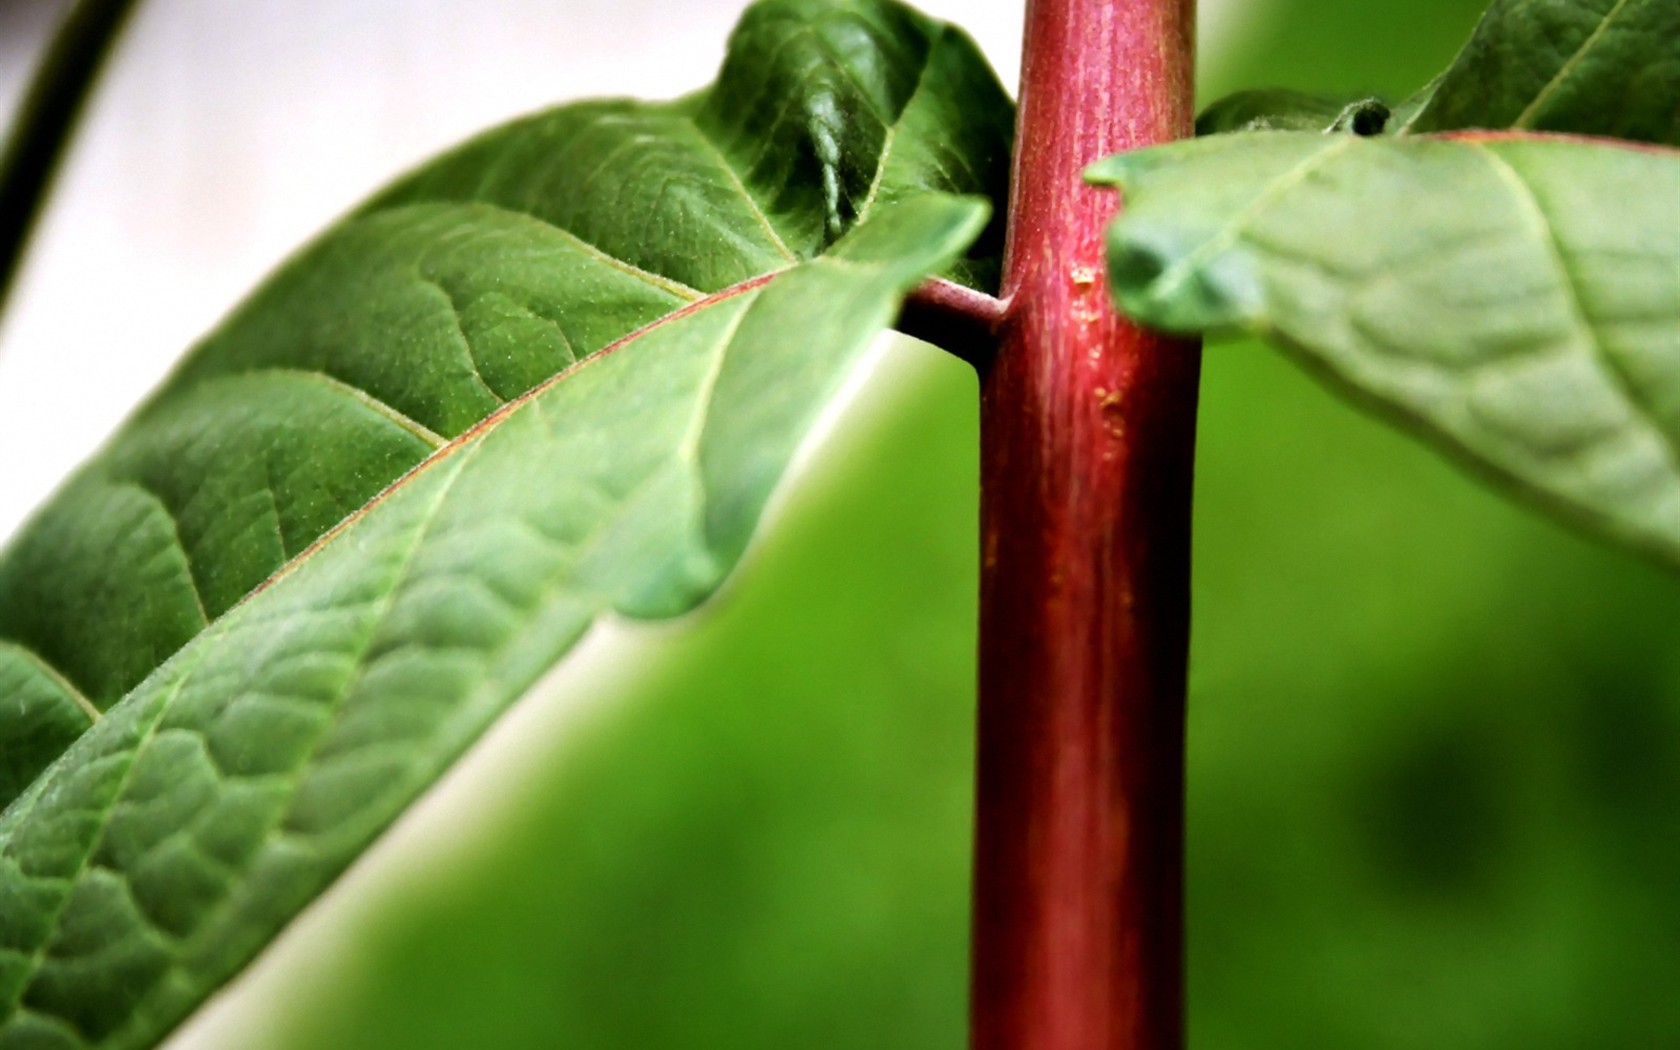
[971,0,1198,1048]
[899,277,1006,368]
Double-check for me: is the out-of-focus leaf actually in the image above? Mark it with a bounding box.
[1090,131,1680,568]
[1387,73,1447,132]
[1400,0,1680,142]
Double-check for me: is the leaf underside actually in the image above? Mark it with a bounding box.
[1091,131,1680,569]
[0,1,1011,1046]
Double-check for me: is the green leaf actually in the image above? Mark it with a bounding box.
[1089,131,1680,569]
[0,0,1010,805]
[0,0,1009,1043]
[1195,89,1392,136]
[0,191,987,1050]
[1400,0,1680,142]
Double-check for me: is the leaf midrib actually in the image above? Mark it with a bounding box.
[5,458,469,1036]
[1470,140,1680,471]
[239,271,781,615]
[856,27,945,226]
[1511,0,1636,129]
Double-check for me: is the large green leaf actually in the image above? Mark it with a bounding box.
[1401,0,1680,142]
[0,0,1009,1044]
[0,192,986,1050]
[0,0,1010,805]
[1089,131,1680,568]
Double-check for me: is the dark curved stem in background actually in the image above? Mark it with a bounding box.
[0,0,140,324]
[971,0,1199,1047]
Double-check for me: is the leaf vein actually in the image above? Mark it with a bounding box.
[857,28,943,224]
[0,640,100,725]
[118,480,211,628]
[1512,0,1636,129]
[1147,137,1357,306]
[1471,142,1680,467]
[1,659,200,1024]
[416,277,510,407]
[250,367,445,448]
[96,451,477,1049]
[685,119,799,262]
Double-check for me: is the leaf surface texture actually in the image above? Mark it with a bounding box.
[1091,132,1680,567]
[0,0,1010,1045]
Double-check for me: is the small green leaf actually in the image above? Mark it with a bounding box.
[1401,0,1680,143]
[1196,89,1391,136]
[1090,131,1680,568]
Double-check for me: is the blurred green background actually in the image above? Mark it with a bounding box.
[227,1,1680,1047]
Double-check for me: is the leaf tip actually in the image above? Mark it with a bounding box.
[829,193,991,273]
[1082,153,1137,187]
